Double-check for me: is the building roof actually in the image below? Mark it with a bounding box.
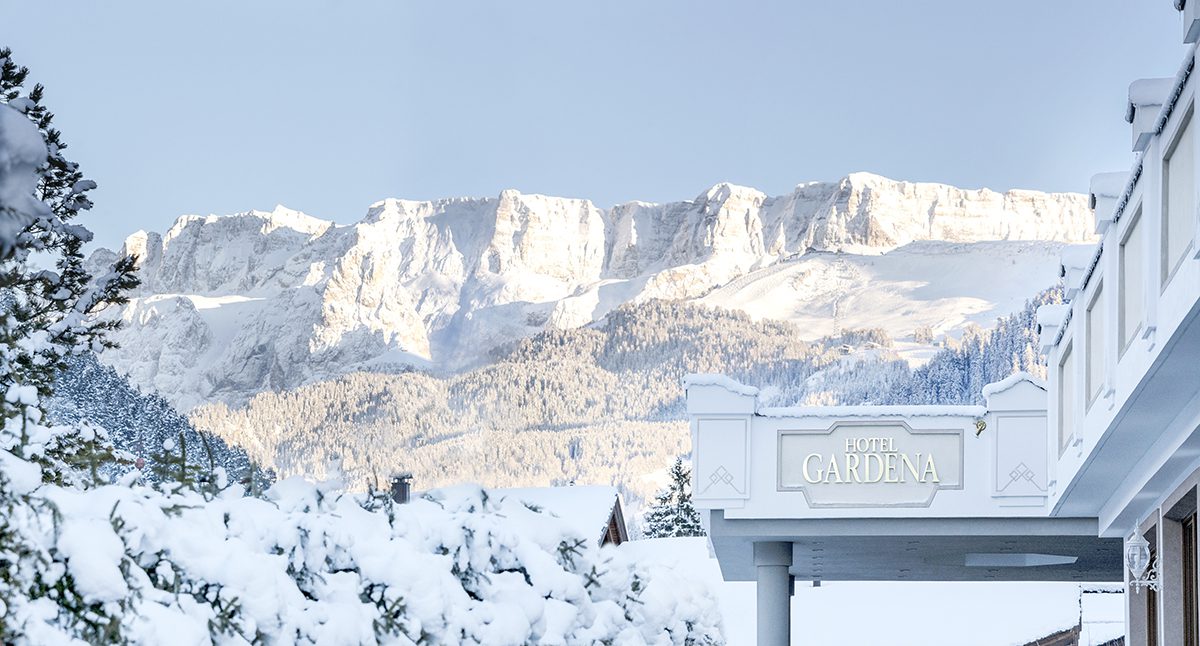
[495,486,623,545]
[757,404,986,419]
[682,373,760,396]
[980,372,1047,400]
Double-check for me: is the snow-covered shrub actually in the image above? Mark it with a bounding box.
[0,404,724,644]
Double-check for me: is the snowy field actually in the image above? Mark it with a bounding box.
[699,241,1087,364]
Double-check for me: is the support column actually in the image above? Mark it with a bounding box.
[754,542,793,646]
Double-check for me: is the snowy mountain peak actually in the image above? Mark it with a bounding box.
[94,174,1096,409]
[842,170,893,186]
[695,182,766,207]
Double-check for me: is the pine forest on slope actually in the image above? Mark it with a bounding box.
[191,294,1060,522]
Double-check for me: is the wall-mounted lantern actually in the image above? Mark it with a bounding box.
[1125,533,1159,593]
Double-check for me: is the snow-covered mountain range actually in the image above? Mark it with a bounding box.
[89,172,1095,409]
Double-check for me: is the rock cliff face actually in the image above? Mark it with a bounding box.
[94,173,1094,409]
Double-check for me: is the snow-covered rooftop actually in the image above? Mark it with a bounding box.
[682,374,760,397]
[1126,77,1174,123]
[757,404,987,419]
[495,486,621,544]
[1089,172,1129,203]
[1036,304,1069,330]
[1060,245,1096,275]
[980,372,1047,400]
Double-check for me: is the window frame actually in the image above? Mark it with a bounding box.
[1058,342,1075,455]
[1119,205,1146,358]
[1085,282,1106,409]
[1162,103,1196,290]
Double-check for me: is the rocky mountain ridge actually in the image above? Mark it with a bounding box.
[91,173,1094,409]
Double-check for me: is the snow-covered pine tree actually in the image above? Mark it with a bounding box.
[643,457,705,538]
[0,50,141,642]
[0,48,138,403]
[48,352,271,490]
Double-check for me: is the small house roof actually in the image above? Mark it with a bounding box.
[496,486,622,544]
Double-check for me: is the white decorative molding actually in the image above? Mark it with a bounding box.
[693,417,750,505]
[992,414,1049,501]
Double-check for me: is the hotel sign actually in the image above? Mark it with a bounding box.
[778,422,963,508]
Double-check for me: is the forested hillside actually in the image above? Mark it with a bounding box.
[881,287,1062,405]
[48,353,269,488]
[191,295,1057,520]
[190,301,904,514]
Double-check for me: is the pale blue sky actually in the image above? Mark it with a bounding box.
[0,1,1188,249]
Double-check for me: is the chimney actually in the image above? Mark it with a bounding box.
[389,473,413,504]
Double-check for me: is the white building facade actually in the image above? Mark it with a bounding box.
[1044,8,1200,643]
[689,6,1200,645]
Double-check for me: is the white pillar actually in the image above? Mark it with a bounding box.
[755,541,793,646]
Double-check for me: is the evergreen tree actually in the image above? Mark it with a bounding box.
[0,47,139,642]
[0,48,139,404]
[48,352,270,490]
[643,457,704,538]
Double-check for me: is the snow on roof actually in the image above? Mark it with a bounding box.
[981,372,1047,400]
[495,486,620,544]
[1089,172,1129,202]
[1036,305,1070,348]
[1036,304,1069,329]
[757,404,986,419]
[682,374,760,397]
[1125,77,1174,123]
[1060,245,1096,274]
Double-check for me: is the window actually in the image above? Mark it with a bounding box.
[1185,513,1198,646]
[1059,343,1075,454]
[1086,284,1105,407]
[1163,107,1195,285]
[1120,208,1146,355]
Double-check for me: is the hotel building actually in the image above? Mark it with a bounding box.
[688,6,1200,644]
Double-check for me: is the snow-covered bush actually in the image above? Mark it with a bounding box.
[0,398,724,644]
